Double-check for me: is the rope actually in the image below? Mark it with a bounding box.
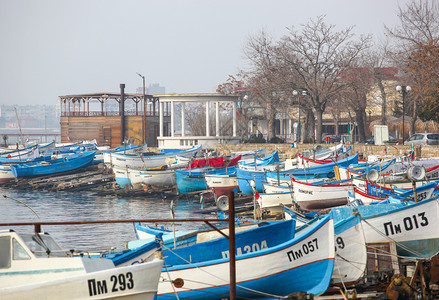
[353,210,428,259]
[160,243,284,299]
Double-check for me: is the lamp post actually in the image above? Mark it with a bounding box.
[396,85,411,143]
[137,72,146,144]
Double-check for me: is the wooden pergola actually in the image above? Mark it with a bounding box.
[59,92,160,117]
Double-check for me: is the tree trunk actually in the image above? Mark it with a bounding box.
[377,78,387,124]
[315,108,323,144]
[334,114,339,136]
[355,109,366,142]
[267,109,276,141]
[303,108,314,143]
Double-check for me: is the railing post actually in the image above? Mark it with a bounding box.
[228,191,236,299]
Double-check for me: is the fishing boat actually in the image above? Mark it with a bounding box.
[156,214,335,298]
[204,173,239,198]
[110,145,201,170]
[103,142,149,166]
[0,229,163,299]
[175,166,236,194]
[237,151,280,171]
[291,210,368,286]
[292,178,354,210]
[0,165,15,183]
[365,180,437,202]
[113,166,177,189]
[352,187,387,204]
[256,190,294,213]
[332,196,439,258]
[263,182,293,193]
[10,151,96,178]
[266,153,359,182]
[294,146,352,169]
[236,167,266,195]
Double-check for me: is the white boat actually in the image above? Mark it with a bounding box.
[263,182,293,193]
[204,173,238,197]
[110,145,201,170]
[0,229,163,299]
[0,165,14,183]
[113,166,176,189]
[256,191,294,213]
[332,215,367,285]
[353,187,386,204]
[332,197,439,259]
[103,142,149,167]
[294,212,368,286]
[292,178,354,210]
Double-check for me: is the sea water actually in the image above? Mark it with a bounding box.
[0,188,207,251]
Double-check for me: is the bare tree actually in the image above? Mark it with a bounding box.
[243,30,290,141]
[339,66,374,142]
[385,0,439,133]
[217,74,249,137]
[278,15,371,142]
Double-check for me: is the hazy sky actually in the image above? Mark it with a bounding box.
[0,0,412,105]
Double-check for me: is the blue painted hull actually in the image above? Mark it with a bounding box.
[10,151,96,178]
[158,260,334,299]
[157,214,334,298]
[266,153,359,181]
[175,166,235,194]
[236,168,265,195]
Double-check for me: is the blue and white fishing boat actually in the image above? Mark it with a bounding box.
[110,145,201,170]
[331,197,439,258]
[175,166,236,194]
[155,214,334,298]
[266,153,359,182]
[236,167,267,195]
[103,142,148,166]
[288,208,367,286]
[10,151,96,178]
[238,151,280,171]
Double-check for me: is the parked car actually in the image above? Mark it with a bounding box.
[404,133,439,146]
[321,135,341,143]
[363,135,398,144]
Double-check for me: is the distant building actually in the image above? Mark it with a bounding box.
[136,83,165,95]
[148,83,165,95]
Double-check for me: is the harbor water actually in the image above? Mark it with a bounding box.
[0,188,208,251]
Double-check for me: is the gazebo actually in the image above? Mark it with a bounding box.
[156,93,240,149]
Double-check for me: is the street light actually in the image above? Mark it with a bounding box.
[137,72,146,144]
[396,85,411,143]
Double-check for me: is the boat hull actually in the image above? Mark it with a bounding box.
[332,197,439,258]
[0,260,163,300]
[157,216,335,298]
[293,179,353,210]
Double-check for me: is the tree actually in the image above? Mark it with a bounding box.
[385,0,439,132]
[216,74,249,137]
[410,41,439,122]
[278,15,371,142]
[243,30,289,140]
[339,66,374,142]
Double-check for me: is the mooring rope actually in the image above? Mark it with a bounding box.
[160,243,284,299]
[353,210,428,259]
